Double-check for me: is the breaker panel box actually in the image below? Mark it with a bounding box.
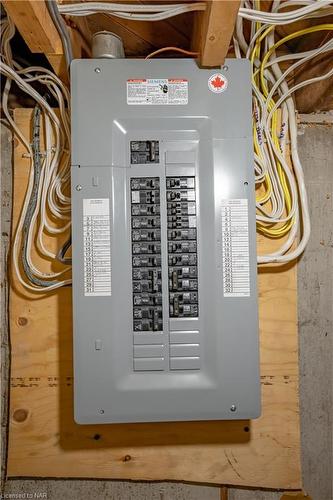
[71,58,261,424]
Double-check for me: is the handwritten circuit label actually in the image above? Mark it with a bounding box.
[83,199,111,297]
[221,199,250,297]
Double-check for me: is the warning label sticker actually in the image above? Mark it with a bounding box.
[127,79,188,105]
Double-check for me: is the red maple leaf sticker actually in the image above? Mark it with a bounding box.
[211,75,225,89]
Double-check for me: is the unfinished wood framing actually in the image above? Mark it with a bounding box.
[2,0,63,54]
[2,0,332,107]
[2,0,67,79]
[193,0,240,66]
[2,0,89,82]
[2,0,240,70]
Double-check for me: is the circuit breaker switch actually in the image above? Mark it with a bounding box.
[152,270,159,292]
[172,271,178,291]
[182,267,190,277]
[174,296,180,317]
[182,279,190,290]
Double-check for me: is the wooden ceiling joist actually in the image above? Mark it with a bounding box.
[2,0,62,54]
[3,0,331,109]
[194,0,240,67]
[2,0,89,82]
[2,0,67,79]
[3,0,240,73]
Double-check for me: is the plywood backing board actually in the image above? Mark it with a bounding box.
[8,108,301,489]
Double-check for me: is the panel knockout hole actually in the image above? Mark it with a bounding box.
[98,409,104,414]
[93,434,101,440]
[123,455,132,462]
[244,426,250,432]
[13,408,29,423]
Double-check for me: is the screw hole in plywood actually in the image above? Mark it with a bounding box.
[13,408,29,423]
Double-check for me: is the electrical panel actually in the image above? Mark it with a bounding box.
[71,58,261,424]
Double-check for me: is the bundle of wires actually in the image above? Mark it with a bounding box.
[1,16,72,292]
[58,1,207,20]
[233,0,333,263]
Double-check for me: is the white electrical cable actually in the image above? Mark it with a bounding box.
[238,0,333,24]
[59,0,333,23]
[232,0,333,264]
[59,2,206,13]
[1,19,72,291]
[101,6,206,22]
[58,1,206,20]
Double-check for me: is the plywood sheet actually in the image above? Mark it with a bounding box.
[8,109,301,489]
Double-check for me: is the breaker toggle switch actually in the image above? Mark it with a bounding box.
[172,271,178,291]
[173,296,180,316]
[168,229,196,240]
[133,256,161,267]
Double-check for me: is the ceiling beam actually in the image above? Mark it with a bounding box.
[2,0,63,54]
[193,0,240,67]
[2,0,90,83]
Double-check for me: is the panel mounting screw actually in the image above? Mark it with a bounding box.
[98,409,104,414]
[94,67,101,73]
[223,65,229,71]
[230,404,237,412]
[75,184,82,191]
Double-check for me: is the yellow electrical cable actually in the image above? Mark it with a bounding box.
[250,27,277,208]
[252,23,333,237]
[254,0,261,86]
[260,24,333,97]
[257,24,333,237]
[252,1,271,203]
[251,27,281,218]
[251,28,281,214]
[253,121,272,204]
[257,112,294,238]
